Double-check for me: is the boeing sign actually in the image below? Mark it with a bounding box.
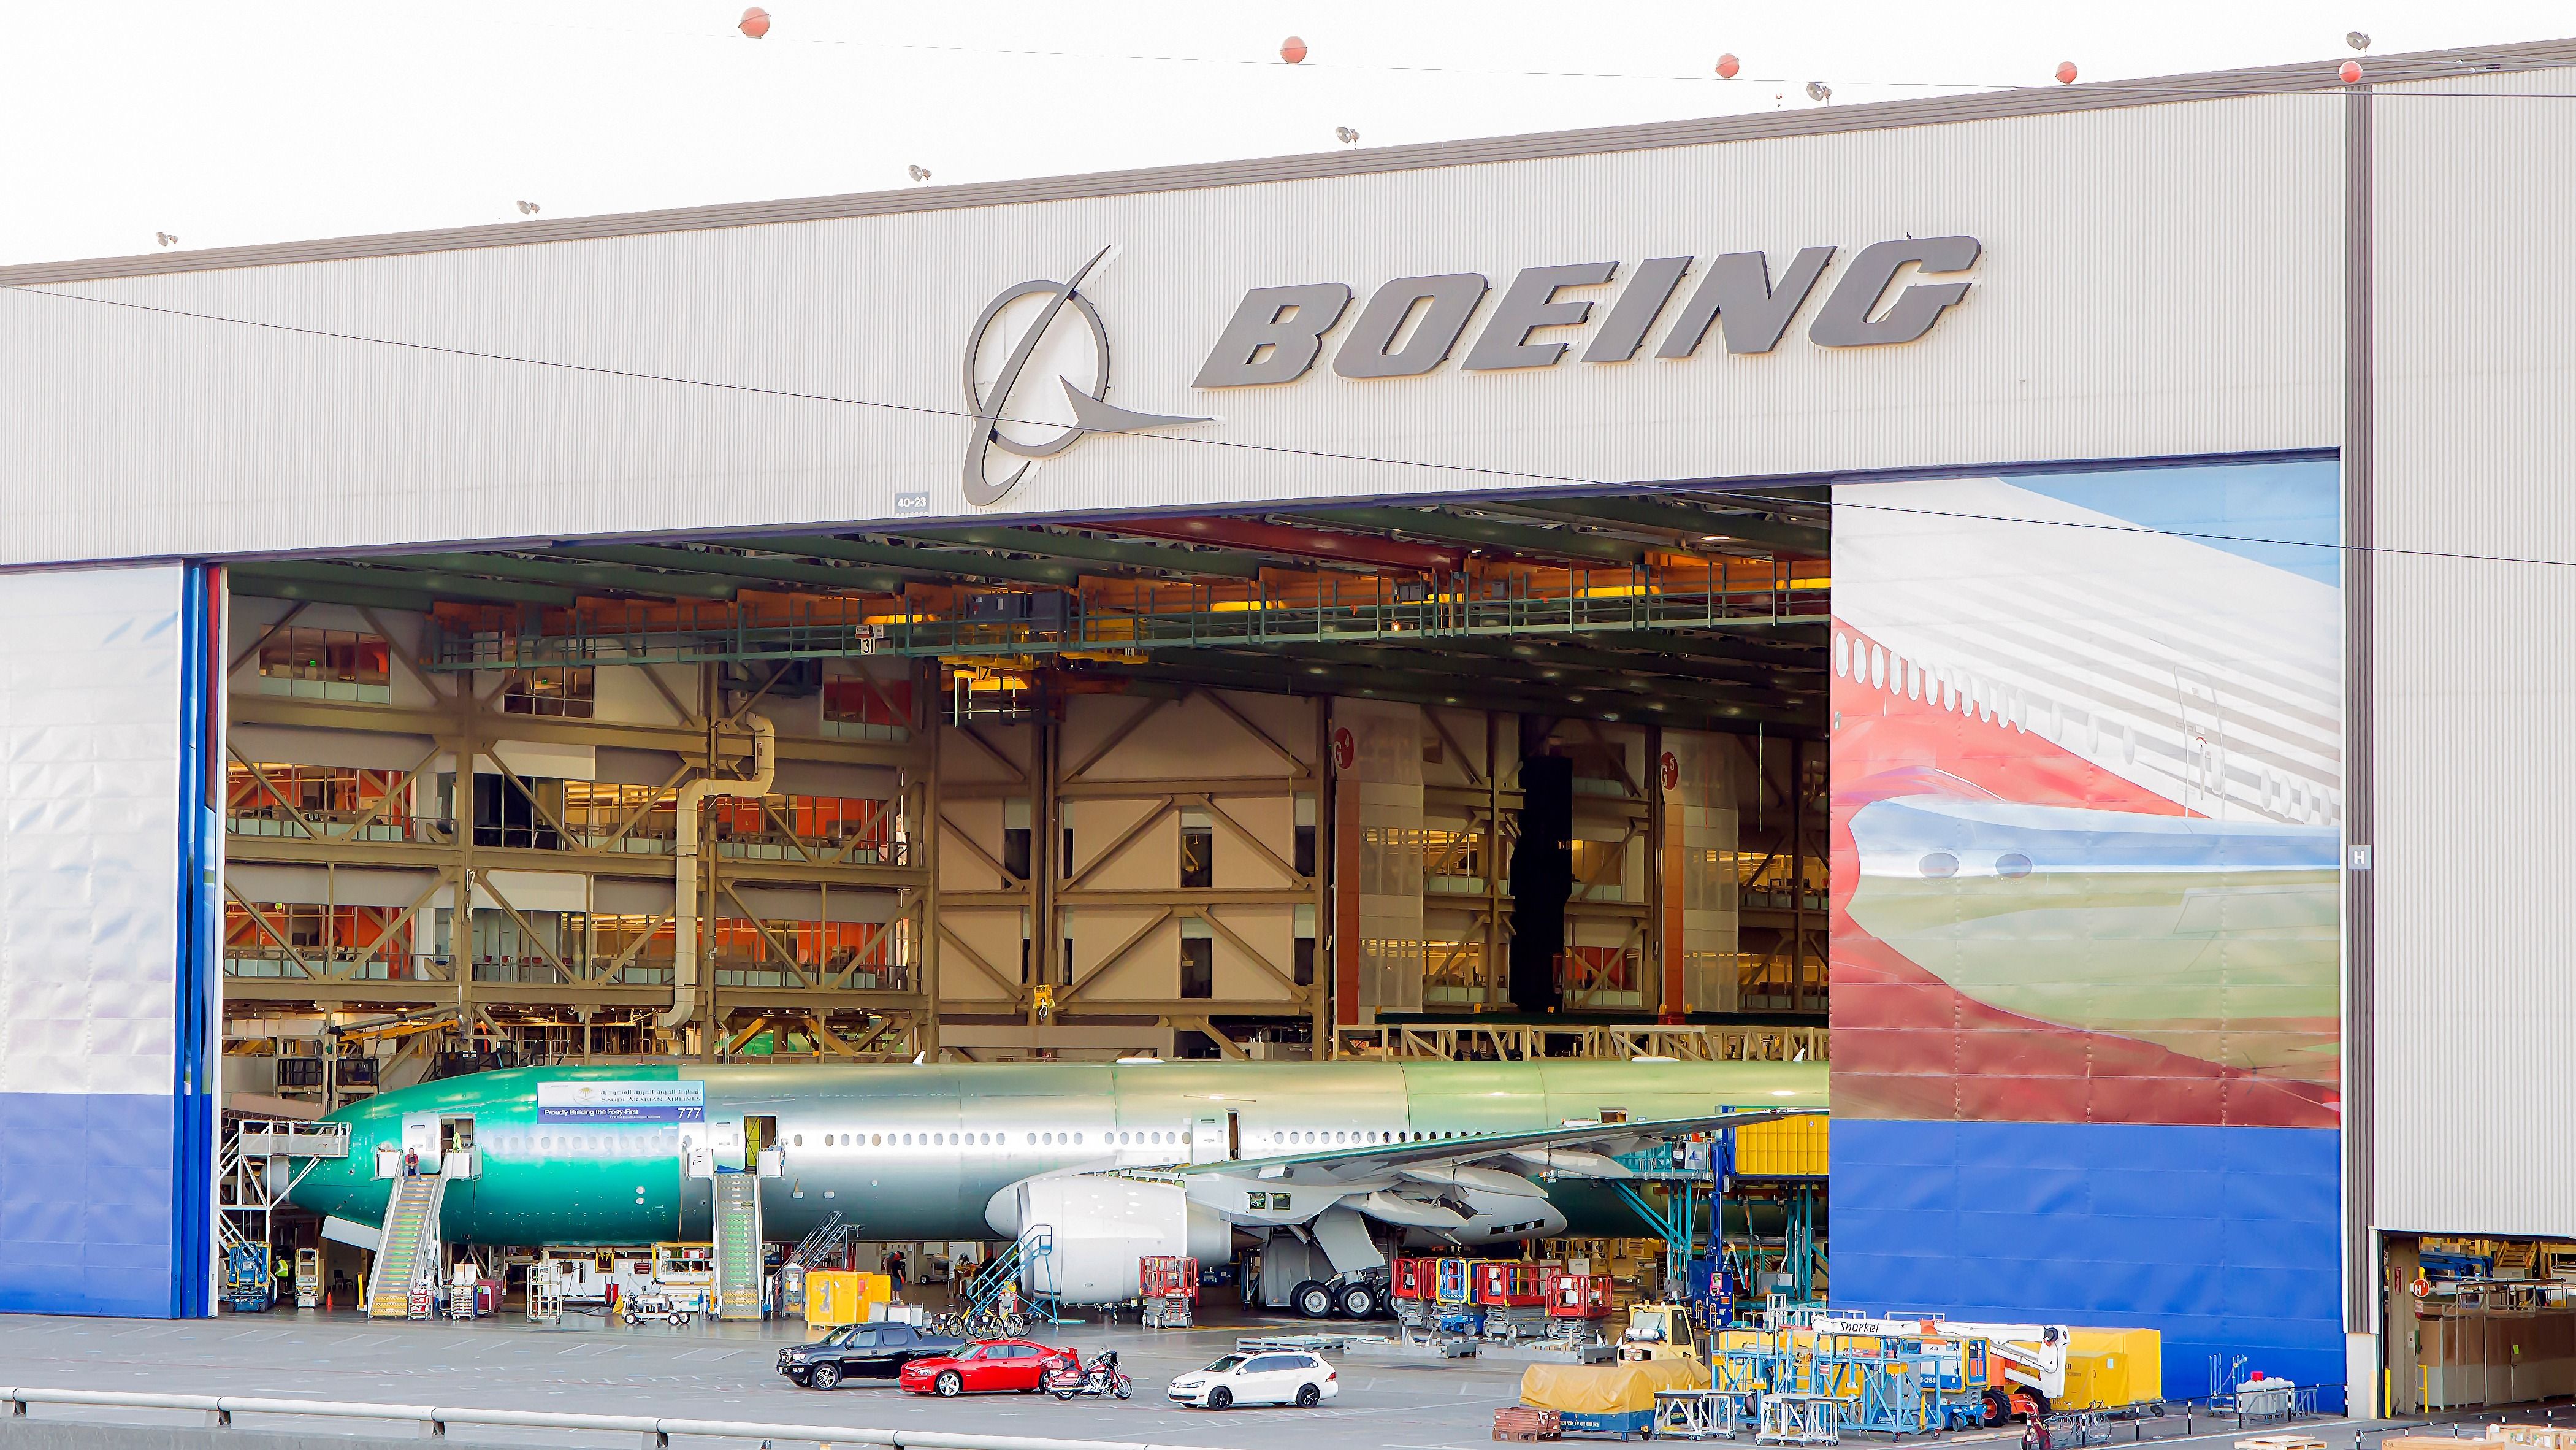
[1194,237,1981,388]
[956,236,1979,508]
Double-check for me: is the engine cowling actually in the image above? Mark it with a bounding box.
[985,1175,1231,1304]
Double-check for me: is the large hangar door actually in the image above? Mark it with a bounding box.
[0,562,223,1316]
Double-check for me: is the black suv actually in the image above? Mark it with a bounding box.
[779,1323,966,1390]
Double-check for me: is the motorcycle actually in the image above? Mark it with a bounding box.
[1046,1349,1133,1401]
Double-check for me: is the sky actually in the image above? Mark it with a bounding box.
[2,1,2572,266]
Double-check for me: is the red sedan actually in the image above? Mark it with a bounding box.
[898,1339,1077,1398]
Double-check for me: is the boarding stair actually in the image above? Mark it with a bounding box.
[365,1171,447,1318]
[713,1173,763,1320]
[787,1211,857,1268]
[964,1223,1066,1326]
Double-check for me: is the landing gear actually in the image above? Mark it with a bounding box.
[1293,1280,1335,1319]
[1336,1282,1376,1319]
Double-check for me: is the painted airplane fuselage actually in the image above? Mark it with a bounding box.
[289,1058,1826,1246]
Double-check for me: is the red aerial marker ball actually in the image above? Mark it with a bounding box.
[2339,59,2364,83]
[1714,53,1740,80]
[1280,36,1309,64]
[739,6,770,38]
[2054,60,2077,85]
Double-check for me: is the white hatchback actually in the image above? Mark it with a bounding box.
[1167,1350,1340,1410]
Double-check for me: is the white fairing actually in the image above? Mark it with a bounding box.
[988,1176,1230,1304]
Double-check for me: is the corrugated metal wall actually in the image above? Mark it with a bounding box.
[0,94,2339,566]
[2371,65,2576,1237]
[0,563,216,1316]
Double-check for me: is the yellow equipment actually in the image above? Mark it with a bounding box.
[1619,1302,1703,1363]
[802,1269,893,1327]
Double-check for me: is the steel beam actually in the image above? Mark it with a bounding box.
[741,535,1082,588]
[900,525,1271,580]
[1290,506,1647,565]
[556,545,911,595]
[226,695,915,767]
[398,553,739,601]
[235,561,577,608]
[1103,517,1463,573]
[232,574,440,613]
[1509,496,1830,557]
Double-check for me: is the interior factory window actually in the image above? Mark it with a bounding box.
[1179,808,1213,888]
[498,664,595,719]
[1293,903,1316,987]
[257,625,392,704]
[1180,918,1213,999]
[1294,794,1317,877]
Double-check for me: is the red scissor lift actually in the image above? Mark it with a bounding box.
[1476,1260,1556,1338]
[1139,1255,1197,1329]
[1546,1267,1615,1343]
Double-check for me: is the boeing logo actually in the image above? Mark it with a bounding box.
[1194,237,1981,388]
[960,245,1210,507]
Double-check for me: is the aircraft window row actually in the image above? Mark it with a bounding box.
[782,1129,1195,1148]
[1269,1128,1472,1145]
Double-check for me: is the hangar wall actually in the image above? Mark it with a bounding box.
[0,564,219,1316]
[0,89,2339,566]
[2369,64,2576,1238]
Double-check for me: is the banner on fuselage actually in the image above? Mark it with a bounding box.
[537,1080,707,1122]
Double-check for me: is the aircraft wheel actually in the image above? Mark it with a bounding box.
[1293,1281,1334,1319]
[1337,1283,1375,1319]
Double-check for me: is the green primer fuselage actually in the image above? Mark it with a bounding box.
[288,1058,1827,1245]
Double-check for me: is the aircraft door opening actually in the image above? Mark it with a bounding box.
[1191,1113,1238,1164]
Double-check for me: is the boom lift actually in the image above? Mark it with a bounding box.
[1806,1314,2068,1424]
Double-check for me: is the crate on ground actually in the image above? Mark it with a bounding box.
[1496,1406,1562,1442]
[2489,1429,2576,1450]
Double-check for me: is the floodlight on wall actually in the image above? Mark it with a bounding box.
[1334,126,1359,147]
[908,164,932,183]
[516,200,541,215]
[1804,81,1831,103]
[2346,31,2371,51]
[154,232,178,248]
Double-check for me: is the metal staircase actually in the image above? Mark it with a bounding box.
[966,1224,1067,1326]
[712,1174,763,1320]
[364,1172,446,1318]
[787,1210,856,1268]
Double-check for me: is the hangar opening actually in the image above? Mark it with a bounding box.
[218,493,1832,1082]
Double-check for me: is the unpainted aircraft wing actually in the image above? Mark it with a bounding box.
[1178,1107,1813,1189]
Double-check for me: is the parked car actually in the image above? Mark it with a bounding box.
[779,1322,967,1390]
[897,1338,1077,1397]
[1167,1350,1339,1410]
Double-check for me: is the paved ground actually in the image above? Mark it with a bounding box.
[0,1303,1531,1448]
[0,1305,2508,1450]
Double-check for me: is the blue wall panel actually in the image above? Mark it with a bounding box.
[0,1092,180,1316]
[1833,1119,2342,1397]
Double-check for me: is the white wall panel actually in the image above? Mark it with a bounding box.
[0,96,2337,566]
[2371,66,2576,1236]
[0,564,185,1095]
